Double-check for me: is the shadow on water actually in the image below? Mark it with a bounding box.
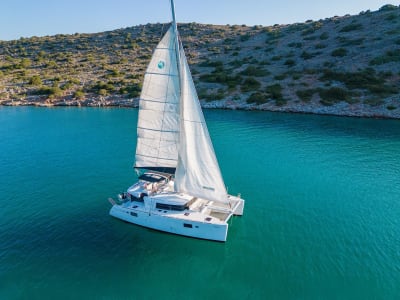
[204,109,400,140]
[0,204,226,262]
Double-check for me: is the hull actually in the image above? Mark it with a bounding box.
[109,204,229,242]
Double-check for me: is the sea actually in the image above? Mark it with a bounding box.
[0,106,399,299]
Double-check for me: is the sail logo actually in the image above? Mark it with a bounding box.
[157,60,165,69]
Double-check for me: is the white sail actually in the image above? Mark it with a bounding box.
[134,26,180,173]
[174,45,229,204]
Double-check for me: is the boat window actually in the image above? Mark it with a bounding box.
[156,202,187,211]
[183,223,193,228]
[130,212,138,217]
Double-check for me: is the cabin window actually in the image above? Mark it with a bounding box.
[156,203,186,211]
[183,223,192,228]
[130,212,138,217]
[205,217,212,222]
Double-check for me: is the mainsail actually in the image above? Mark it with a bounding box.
[135,0,228,203]
[134,26,180,174]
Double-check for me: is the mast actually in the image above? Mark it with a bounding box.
[170,0,181,78]
[170,0,177,32]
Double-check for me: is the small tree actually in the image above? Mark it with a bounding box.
[73,89,85,99]
[29,75,42,86]
[241,77,261,92]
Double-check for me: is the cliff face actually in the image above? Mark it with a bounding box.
[0,4,399,118]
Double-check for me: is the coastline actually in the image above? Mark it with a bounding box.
[1,96,399,119]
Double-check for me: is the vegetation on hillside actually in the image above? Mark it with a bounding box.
[0,4,399,116]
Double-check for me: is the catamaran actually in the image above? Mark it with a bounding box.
[108,0,244,242]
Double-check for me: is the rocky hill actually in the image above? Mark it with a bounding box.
[1,4,400,118]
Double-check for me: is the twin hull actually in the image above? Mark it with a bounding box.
[109,204,229,242]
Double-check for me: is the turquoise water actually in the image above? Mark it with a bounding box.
[1,106,399,299]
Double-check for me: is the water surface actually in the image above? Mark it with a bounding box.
[0,107,399,299]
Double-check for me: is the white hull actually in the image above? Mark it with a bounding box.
[109,179,244,242]
[110,204,229,242]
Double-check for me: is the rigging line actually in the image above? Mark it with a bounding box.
[137,126,178,133]
[144,71,178,77]
[154,47,175,50]
[182,119,204,124]
[139,97,178,104]
[136,154,178,161]
[160,23,165,41]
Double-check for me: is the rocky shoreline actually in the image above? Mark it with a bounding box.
[2,95,399,119]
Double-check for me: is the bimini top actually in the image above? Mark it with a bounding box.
[139,172,169,183]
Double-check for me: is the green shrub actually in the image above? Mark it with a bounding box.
[315,43,327,49]
[199,60,223,68]
[91,81,115,93]
[29,75,42,86]
[240,66,269,76]
[247,92,267,104]
[320,68,398,96]
[364,98,384,106]
[240,34,251,42]
[367,84,398,96]
[98,89,108,96]
[198,89,225,102]
[271,55,282,61]
[338,37,364,46]
[319,87,351,105]
[241,77,261,92]
[275,98,287,106]
[331,48,348,57]
[339,23,363,32]
[274,74,287,80]
[61,82,73,90]
[385,13,397,21]
[385,28,400,35]
[120,83,142,97]
[296,89,316,102]
[379,4,398,11]
[19,58,32,68]
[319,32,329,40]
[33,86,63,98]
[291,73,301,80]
[288,42,302,48]
[369,49,400,65]
[301,51,315,59]
[284,59,296,67]
[73,89,85,99]
[199,72,241,88]
[265,83,283,100]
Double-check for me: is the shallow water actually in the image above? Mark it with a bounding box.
[1,107,399,299]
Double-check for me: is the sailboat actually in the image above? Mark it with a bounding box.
[109,0,245,242]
